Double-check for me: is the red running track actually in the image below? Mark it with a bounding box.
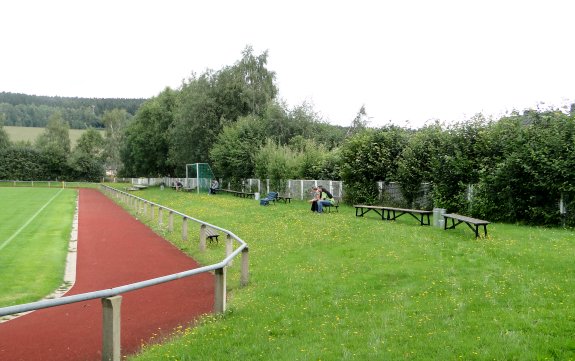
[0,188,214,361]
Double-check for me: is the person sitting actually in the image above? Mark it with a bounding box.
[209,179,219,194]
[316,185,335,213]
[308,186,321,212]
[175,180,183,191]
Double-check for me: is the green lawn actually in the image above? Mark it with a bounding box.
[107,185,575,361]
[0,187,77,308]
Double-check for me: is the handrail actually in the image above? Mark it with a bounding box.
[0,184,249,361]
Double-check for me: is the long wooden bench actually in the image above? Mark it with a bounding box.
[443,213,490,238]
[205,228,220,243]
[221,189,255,198]
[354,205,432,225]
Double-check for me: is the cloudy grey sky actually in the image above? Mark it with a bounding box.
[2,0,574,128]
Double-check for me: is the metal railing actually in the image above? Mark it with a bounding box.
[0,184,249,361]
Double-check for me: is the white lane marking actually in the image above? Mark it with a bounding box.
[0,189,64,252]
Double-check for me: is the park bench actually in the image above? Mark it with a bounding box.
[222,189,255,198]
[205,228,220,243]
[443,213,490,238]
[323,198,340,213]
[182,187,196,192]
[276,194,292,203]
[354,205,432,225]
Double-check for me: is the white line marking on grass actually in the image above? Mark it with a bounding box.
[0,189,64,252]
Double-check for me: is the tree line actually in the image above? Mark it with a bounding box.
[0,109,127,182]
[0,92,144,129]
[1,45,574,227]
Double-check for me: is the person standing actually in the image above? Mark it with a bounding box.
[209,179,219,194]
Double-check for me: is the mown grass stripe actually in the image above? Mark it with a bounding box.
[0,189,64,252]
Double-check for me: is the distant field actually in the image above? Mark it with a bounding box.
[4,126,104,148]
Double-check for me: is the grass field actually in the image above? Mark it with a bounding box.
[4,125,103,148]
[0,187,77,308]
[100,185,575,360]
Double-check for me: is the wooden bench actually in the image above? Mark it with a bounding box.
[221,189,255,198]
[354,205,432,225]
[382,206,432,226]
[443,213,490,238]
[323,198,340,213]
[182,187,196,192]
[205,228,220,243]
[354,205,386,220]
[276,195,292,204]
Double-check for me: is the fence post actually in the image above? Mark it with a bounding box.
[158,207,163,227]
[149,204,154,221]
[168,211,174,232]
[199,224,207,251]
[214,267,226,313]
[226,234,233,266]
[143,201,147,216]
[182,217,188,241]
[102,296,122,361]
[241,246,249,286]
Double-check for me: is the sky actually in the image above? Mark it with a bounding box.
[1,0,574,128]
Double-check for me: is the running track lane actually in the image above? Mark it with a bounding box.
[0,188,214,361]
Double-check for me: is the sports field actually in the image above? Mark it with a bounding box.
[0,187,77,307]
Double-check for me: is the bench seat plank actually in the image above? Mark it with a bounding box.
[205,228,220,243]
[443,213,490,238]
[354,205,431,225]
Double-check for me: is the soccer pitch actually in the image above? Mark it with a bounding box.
[0,187,77,308]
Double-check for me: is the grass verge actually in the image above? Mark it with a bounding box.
[106,185,575,360]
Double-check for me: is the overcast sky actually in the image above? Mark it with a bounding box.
[2,0,574,128]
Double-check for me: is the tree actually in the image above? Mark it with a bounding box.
[254,140,299,192]
[102,109,130,175]
[339,126,407,204]
[120,88,176,177]
[0,115,10,149]
[209,115,266,184]
[169,47,277,175]
[0,145,49,180]
[395,122,443,208]
[34,112,71,179]
[346,105,369,137]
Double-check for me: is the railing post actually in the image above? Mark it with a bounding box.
[226,234,233,266]
[158,207,163,226]
[182,217,188,241]
[199,224,207,251]
[143,201,148,216]
[149,203,154,221]
[102,296,122,361]
[168,211,174,232]
[241,246,249,286]
[214,267,226,313]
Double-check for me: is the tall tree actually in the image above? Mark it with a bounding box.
[120,88,176,177]
[102,108,130,175]
[169,47,277,175]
